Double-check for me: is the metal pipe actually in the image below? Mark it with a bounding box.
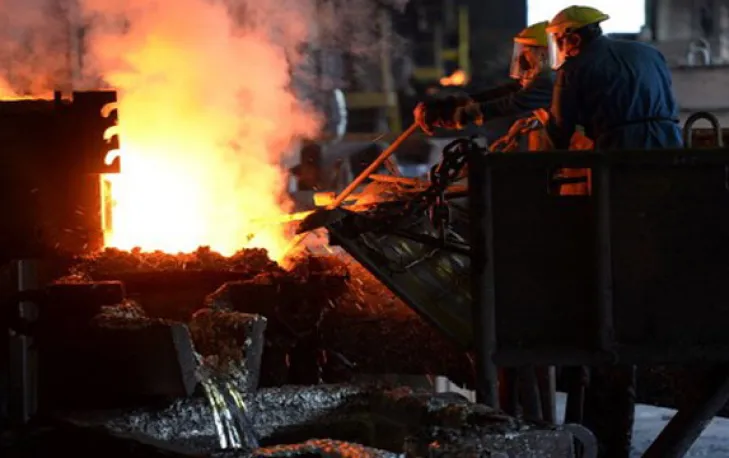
[537,366,557,424]
[563,366,588,424]
[332,89,348,143]
[328,122,419,209]
[593,161,615,352]
[467,148,498,407]
[517,366,543,421]
[643,365,729,458]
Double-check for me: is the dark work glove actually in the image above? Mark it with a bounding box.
[414,93,472,135]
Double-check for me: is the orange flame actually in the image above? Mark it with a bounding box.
[0,78,41,100]
[85,0,320,262]
[439,69,468,87]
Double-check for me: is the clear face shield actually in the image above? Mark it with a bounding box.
[509,43,548,84]
[548,32,568,70]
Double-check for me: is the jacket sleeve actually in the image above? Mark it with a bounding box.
[470,81,521,103]
[476,74,554,120]
[546,68,579,150]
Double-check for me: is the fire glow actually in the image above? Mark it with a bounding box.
[440,69,468,87]
[0,0,410,261]
[85,0,320,261]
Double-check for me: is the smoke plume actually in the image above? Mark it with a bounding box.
[0,0,75,97]
[0,0,410,259]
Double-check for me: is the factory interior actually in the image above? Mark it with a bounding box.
[3,0,729,457]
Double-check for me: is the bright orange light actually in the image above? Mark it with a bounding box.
[90,0,320,262]
[440,69,469,87]
[100,91,298,261]
[0,78,44,100]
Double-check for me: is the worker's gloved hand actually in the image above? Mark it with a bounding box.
[454,101,485,129]
[414,93,472,135]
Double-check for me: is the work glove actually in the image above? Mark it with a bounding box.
[414,93,472,135]
[454,101,485,129]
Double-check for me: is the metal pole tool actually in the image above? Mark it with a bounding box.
[295,122,419,234]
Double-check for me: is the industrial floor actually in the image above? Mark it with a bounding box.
[552,394,729,457]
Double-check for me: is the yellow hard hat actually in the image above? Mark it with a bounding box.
[514,21,549,47]
[546,5,610,34]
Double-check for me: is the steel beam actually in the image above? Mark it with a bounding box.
[643,364,729,458]
[468,149,498,407]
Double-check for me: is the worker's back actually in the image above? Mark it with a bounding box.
[562,35,682,150]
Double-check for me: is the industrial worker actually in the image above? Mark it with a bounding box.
[414,21,592,194]
[545,6,682,150]
[544,6,682,458]
[414,21,553,135]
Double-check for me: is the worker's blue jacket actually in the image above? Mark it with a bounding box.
[547,36,682,150]
[473,71,554,119]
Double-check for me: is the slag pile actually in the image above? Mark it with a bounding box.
[54,247,473,389]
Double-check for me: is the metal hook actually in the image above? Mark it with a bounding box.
[682,111,729,190]
[683,111,723,148]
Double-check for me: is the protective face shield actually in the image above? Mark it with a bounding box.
[509,43,548,83]
[547,32,568,70]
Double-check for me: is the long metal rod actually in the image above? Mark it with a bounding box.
[468,149,499,407]
[368,174,425,186]
[328,122,418,209]
[643,365,729,458]
[538,366,558,424]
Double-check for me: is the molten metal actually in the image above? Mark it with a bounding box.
[88,0,319,262]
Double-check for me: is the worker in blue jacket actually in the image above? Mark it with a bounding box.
[545,6,683,150]
[414,21,554,134]
[545,8,683,457]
